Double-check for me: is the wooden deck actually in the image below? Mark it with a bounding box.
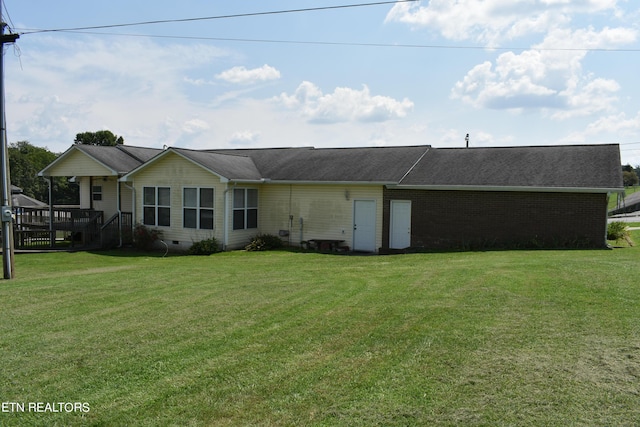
[12,207,106,249]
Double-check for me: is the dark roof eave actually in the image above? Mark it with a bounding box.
[388,184,624,194]
[257,179,398,186]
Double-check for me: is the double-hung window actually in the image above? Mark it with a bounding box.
[233,188,258,230]
[92,185,102,201]
[183,188,214,230]
[143,187,171,227]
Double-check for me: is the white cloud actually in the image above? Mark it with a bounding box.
[216,65,281,85]
[451,27,636,117]
[276,81,414,124]
[563,111,640,143]
[183,119,210,134]
[385,0,620,44]
[6,36,229,151]
[229,130,261,145]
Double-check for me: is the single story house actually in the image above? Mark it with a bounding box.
[38,143,623,252]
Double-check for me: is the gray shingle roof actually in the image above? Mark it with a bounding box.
[45,142,623,192]
[399,144,623,190]
[172,148,263,181]
[208,145,430,182]
[74,144,163,174]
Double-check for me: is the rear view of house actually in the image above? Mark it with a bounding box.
[36,143,623,252]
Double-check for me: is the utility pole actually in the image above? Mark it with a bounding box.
[0,0,19,279]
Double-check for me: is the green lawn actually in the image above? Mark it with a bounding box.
[1,237,640,426]
[609,186,640,210]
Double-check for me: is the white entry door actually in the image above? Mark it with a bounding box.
[353,200,376,252]
[390,200,411,249]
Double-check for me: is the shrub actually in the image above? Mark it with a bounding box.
[245,234,284,252]
[188,238,220,255]
[133,224,161,250]
[607,221,633,246]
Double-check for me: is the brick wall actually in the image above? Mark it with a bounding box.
[383,189,608,250]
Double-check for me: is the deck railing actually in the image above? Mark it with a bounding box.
[12,207,105,249]
[13,230,57,249]
[100,212,133,248]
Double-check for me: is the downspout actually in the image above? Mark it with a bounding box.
[223,182,236,251]
[48,176,54,248]
[288,184,293,246]
[299,217,304,244]
[116,176,122,248]
[123,181,135,244]
[223,183,229,251]
[605,192,616,248]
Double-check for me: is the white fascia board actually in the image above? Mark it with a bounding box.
[387,184,624,194]
[228,179,266,184]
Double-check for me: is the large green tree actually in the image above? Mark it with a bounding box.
[74,130,124,146]
[8,141,79,205]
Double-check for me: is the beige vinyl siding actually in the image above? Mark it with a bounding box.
[258,184,383,251]
[92,177,119,219]
[128,152,226,251]
[47,149,114,177]
[77,177,132,217]
[77,177,91,209]
[225,185,260,250]
[120,185,133,213]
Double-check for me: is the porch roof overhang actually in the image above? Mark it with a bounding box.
[386,184,625,194]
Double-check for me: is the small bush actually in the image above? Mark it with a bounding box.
[607,221,633,246]
[133,224,161,250]
[188,238,220,255]
[245,234,284,251]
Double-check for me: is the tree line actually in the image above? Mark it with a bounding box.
[622,165,639,187]
[8,130,124,206]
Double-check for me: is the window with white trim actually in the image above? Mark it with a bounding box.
[183,187,214,230]
[143,187,171,227]
[233,188,258,230]
[92,185,102,201]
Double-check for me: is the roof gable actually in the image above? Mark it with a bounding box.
[39,146,117,177]
[39,144,162,177]
[121,148,263,182]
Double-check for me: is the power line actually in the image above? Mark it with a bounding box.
[19,0,419,35]
[14,28,640,53]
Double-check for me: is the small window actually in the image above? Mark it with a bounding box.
[183,187,214,230]
[233,188,258,230]
[92,185,103,201]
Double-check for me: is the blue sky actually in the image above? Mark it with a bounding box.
[4,1,640,165]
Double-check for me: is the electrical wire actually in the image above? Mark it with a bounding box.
[12,0,640,52]
[19,0,419,35]
[13,28,640,53]
[2,0,16,32]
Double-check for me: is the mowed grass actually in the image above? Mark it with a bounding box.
[1,238,640,426]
